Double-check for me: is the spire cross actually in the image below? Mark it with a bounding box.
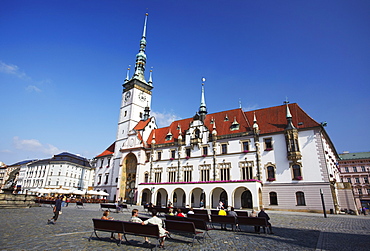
[284,97,289,105]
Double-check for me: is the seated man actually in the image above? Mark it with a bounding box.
[142,209,168,248]
[257,208,274,234]
[130,209,149,245]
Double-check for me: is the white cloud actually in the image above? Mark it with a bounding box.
[243,104,259,111]
[26,85,42,92]
[0,61,30,80]
[151,110,181,128]
[13,136,63,156]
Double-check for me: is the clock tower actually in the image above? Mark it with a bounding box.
[112,13,153,188]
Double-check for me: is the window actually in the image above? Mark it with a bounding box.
[165,134,172,141]
[344,167,349,173]
[264,138,273,150]
[194,129,200,138]
[144,173,149,183]
[353,166,357,172]
[199,164,211,182]
[168,167,176,182]
[296,191,306,206]
[154,168,162,183]
[230,122,239,131]
[186,148,191,158]
[105,174,109,184]
[146,153,150,162]
[267,166,275,181]
[240,161,253,180]
[364,176,369,184]
[347,177,351,183]
[269,192,278,205]
[202,146,208,156]
[183,165,193,182]
[157,151,162,161]
[361,166,366,172]
[171,150,176,159]
[221,144,228,154]
[367,188,370,195]
[292,164,302,180]
[98,174,102,184]
[242,141,249,152]
[355,177,360,183]
[219,162,231,181]
[358,188,363,195]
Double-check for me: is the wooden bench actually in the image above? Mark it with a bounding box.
[235,211,249,217]
[193,209,208,214]
[76,201,84,209]
[165,215,212,240]
[236,216,270,233]
[209,215,237,231]
[118,204,129,212]
[164,220,203,246]
[122,221,161,249]
[89,219,125,246]
[100,203,119,212]
[187,213,210,223]
[89,219,162,249]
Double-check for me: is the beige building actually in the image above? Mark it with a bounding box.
[339,152,370,211]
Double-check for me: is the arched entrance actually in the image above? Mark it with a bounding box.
[190,187,205,208]
[120,153,137,203]
[155,188,168,207]
[141,188,151,205]
[172,188,186,207]
[211,187,228,208]
[241,190,253,208]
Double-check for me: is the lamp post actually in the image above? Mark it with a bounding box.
[320,189,327,218]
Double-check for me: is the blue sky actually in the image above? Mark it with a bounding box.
[1,0,369,165]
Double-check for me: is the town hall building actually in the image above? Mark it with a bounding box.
[94,13,352,213]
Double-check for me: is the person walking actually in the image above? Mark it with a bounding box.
[48,196,62,224]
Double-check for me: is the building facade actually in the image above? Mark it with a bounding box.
[338,152,370,210]
[96,13,351,213]
[18,152,94,194]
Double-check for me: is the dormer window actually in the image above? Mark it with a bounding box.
[165,134,172,141]
[194,129,200,138]
[230,118,239,131]
[224,114,229,121]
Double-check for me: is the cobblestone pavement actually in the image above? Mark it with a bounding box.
[0,204,369,251]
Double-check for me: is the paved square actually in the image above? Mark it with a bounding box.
[1,204,369,250]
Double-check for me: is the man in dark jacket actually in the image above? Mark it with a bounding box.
[257,208,274,234]
[48,196,62,224]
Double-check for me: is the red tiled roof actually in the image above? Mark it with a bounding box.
[146,103,320,145]
[95,142,115,158]
[134,119,151,131]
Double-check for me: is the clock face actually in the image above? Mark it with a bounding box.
[139,92,146,102]
[124,91,131,101]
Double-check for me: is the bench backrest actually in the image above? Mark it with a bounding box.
[210,209,220,215]
[92,219,124,233]
[164,220,196,234]
[210,215,237,224]
[76,201,83,206]
[237,216,268,226]
[235,211,249,217]
[183,217,208,230]
[100,203,116,208]
[193,209,208,214]
[187,213,210,222]
[123,221,160,238]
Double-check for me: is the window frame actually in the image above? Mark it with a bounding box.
[296,191,306,206]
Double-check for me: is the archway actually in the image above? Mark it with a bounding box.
[172,188,186,207]
[120,153,138,202]
[155,188,168,207]
[241,190,253,208]
[141,188,151,205]
[190,187,206,208]
[233,187,249,209]
[211,187,227,208]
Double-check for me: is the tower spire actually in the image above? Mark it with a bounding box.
[132,13,149,84]
[199,77,207,122]
[285,100,295,129]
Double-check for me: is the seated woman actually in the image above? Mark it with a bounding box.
[176,208,186,217]
[142,209,168,248]
[101,210,121,240]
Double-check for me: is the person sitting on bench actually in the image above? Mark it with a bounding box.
[257,208,274,234]
[142,209,168,248]
[130,209,149,246]
[101,210,122,240]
